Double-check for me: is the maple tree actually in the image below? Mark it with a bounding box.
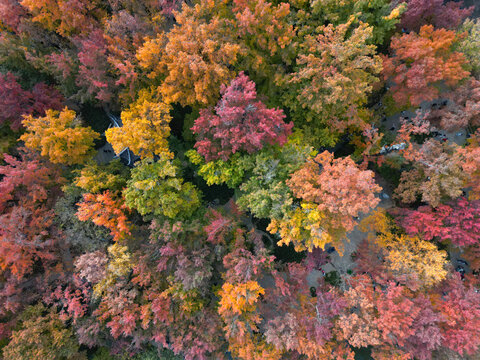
[0,150,64,281]
[394,197,480,247]
[231,0,296,100]
[102,9,154,104]
[192,72,292,162]
[417,78,480,131]
[337,275,382,348]
[436,275,480,356]
[0,72,64,130]
[75,29,117,104]
[458,18,480,77]
[236,138,313,220]
[0,72,33,129]
[123,156,201,219]
[76,191,132,243]
[395,139,466,207]
[285,19,382,145]
[400,0,473,32]
[270,151,381,252]
[0,0,26,33]
[187,150,251,188]
[382,234,448,287]
[54,184,111,253]
[19,0,106,36]
[105,88,173,159]
[2,304,84,360]
[298,0,406,45]
[73,159,129,194]
[137,0,243,106]
[382,25,470,107]
[21,107,100,165]
[361,209,448,288]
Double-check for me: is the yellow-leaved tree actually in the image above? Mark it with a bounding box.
[105,88,173,159]
[21,107,99,165]
[360,209,448,287]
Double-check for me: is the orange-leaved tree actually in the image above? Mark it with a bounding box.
[137,0,243,106]
[382,25,470,107]
[21,107,99,165]
[76,191,132,242]
[269,151,381,253]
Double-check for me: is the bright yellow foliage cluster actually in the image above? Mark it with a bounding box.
[361,210,448,287]
[385,235,448,287]
[267,203,334,253]
[105,89,173,159]
[21,107,99,165]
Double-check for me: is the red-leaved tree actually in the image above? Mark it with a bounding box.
[192,72,293,162]
[401,0,473,32]
[394,197,480,247]
[0,73,64,130]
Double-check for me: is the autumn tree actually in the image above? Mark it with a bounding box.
[0,72,36,130]
[187,150,251,188]
[123,156,201,219]
[394,197,480,247]
[0,0,26,33]
[2,304,85,360]
[416,78,480,131]
[0,150,64,282]
[338,275,445,358]
[287,151,381,221]
[218,280,282,360]
[285,19,382,146]
[381,234,448,288]
[295,0,406,45]
[395,139,466,207]
[458,18,480,77]
[269,151,381,252]
[102,10,156,104]
[192,72,292,162]
[74,29,117,104]
[236,138,313,220]
[436,275,480,356]
[21,107,100,165]
[231,0,296,100]
[20,0,106,36]
[263,262,353,360]
[360,209,448,288]
[105,88,173,159]
[400,0,473,32]
[337,275,382,348]
[76,191,132,243]
[136,0,242,106]
[0,148,68,322]
[382,25,470,107]
[53,183,112,255]
[459,129,480,199]
[0,72,64,131]
[74,159,130,195]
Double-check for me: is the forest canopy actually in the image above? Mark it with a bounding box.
[0,0,480,359]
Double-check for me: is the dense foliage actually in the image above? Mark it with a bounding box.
[1,0,480,359]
